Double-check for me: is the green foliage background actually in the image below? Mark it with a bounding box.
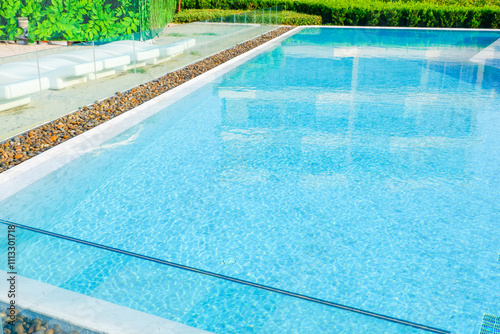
[0,0,177,41]
[292,0,500,28]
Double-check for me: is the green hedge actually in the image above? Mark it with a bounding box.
[0,0,177,41]
[180,0,500,28]
[172,9,243,23]
[181,0,294,10]
[172,9,322,24]
[293,0,500,28]
[279,10,322,25]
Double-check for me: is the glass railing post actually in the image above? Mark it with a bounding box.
[132,38,137,74]
[91,41,98,99]
[233,14,237,48]
[161,37,169,75]
[34,50,45,121]
[202,20,208,63]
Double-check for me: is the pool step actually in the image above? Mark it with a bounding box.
[469,38,500,70]
[182,279,283,331]
[480,314,500,334]
[59,255,130,294]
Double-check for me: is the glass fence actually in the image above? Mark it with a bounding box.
[0,7,283,142]
[0,222,433,333]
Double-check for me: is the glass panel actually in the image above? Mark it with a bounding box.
[90,32,150,102]
[0,7,284,141]
[33,43,99,128]
[0,224,432,333]
[0,52,45,141]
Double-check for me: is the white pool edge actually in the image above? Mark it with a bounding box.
[0,271,211,334]
[0,27,301,203]
[304,25,500,32]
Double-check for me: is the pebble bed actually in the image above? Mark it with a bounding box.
[0,26,293,174]
[0,307,97,334]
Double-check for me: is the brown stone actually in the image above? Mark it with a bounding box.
[14,324,25,333]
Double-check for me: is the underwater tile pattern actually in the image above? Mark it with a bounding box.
[1,28,500,333]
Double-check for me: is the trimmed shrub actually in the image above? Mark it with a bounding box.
[181,0,294,10]
[173,9,321,24]
[172,9,243,23]
[292,0,500,28]
[279,10,322,25]
[178,0,500,28]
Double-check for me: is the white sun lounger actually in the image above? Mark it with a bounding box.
[97,40,161,67]
[158,42,184,58]
[96,38,196,67]
[14,58,96,90]
[153,38,196,57]
[177,38,196,49]
[0,66,50,112]
[152,38,196,58]
[45,48,131,79]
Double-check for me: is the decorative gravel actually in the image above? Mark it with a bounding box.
[0,306,98,334]
[0,26,293,174]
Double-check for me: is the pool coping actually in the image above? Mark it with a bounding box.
[303,25,500,32]
[0,26,301,203]
[0,270,211,334]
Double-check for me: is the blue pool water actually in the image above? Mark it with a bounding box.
[1,27,500,333]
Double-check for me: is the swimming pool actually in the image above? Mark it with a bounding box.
[1,27,499,333]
